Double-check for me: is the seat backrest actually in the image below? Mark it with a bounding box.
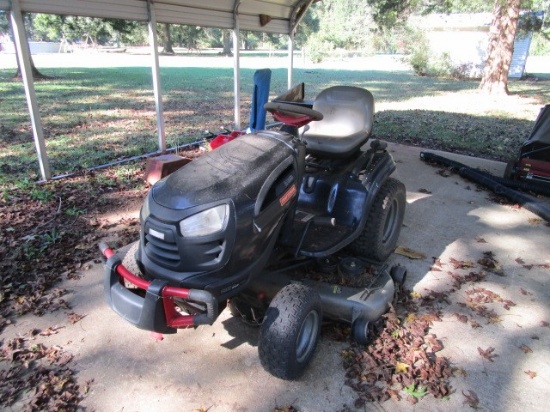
[303,86,374,157]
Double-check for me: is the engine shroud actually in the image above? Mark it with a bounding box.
[138,131,300,299]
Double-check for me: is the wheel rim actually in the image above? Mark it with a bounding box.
[382,198,399,244]
[296,310,319,363]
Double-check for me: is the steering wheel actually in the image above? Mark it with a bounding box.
[264,101,323,128]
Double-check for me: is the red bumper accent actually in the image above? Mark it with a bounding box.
[102,246,195,328]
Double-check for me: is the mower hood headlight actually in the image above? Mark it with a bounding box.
[140,195,151,221]
[179,204,229,237]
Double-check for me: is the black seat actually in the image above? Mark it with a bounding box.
[302,86,374,157]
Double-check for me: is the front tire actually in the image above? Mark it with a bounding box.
[258,284,322,380]
[350,177,406,262]
[352,316,370,345]
[121,241,141,276]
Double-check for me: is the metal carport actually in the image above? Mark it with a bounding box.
[0,0,315,180]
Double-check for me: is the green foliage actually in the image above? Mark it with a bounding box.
[20,228,62,261]
[0,10,9,34]
[403,383,428,398]
[30,187,54,202]
[367,0,411,29]
[310,0,375,49]
[65,206,86,217]
[305,34,334,63]
[407,27,477,79]
[409,30,430,75]
[531,32,550,55]
[32,14,64,41]
[29,14,146,46]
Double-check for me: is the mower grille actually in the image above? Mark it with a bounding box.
[145,233,180,267]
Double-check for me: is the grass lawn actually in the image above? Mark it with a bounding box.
[0,55,549,185]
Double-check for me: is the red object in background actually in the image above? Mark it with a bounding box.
[518,158,550,181]
[209,131,245,150]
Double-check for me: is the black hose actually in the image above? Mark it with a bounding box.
[476,170,550,197]
[420,152,550,196]
[420,152,550,222]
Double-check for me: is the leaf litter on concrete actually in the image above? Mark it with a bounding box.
[341,250,534,408]
[0,165,147,408]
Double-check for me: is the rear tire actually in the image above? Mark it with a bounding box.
[350,177,406,262]
[258,284,322,380]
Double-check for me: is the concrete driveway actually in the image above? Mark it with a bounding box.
[4,142,549,411]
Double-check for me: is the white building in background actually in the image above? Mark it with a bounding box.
[410,12,544,79]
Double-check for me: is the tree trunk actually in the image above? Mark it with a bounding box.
[479,0,521,94]
[8,12,50,80]
[13,53,50,80]
[222,30,232,56]
[162,23,174,55]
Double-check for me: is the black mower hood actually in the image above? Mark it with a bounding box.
[151,131,296,211]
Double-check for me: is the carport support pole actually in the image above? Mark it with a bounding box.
[232,3,241,130]
[147,0,166,152]
[9,0,51,180]
[287,33,294,88]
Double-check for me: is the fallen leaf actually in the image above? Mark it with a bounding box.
[404,313,416,323]
[541,321,550,328]
[515,257,525,265]
[462,390,480,409]
[470,320,482,329]
[477,346,497,362]
[395,246,426,260]
[274,407,297,412]
[395,361,409,373]
[454,313,468,323]
[418,188,432,194]
[520,288,532,296]
[475,237,487,243]
[454,368,467,377]
[449,257,476,270]
[524,370,537,379]
[432,257,444,267]
[410,291,422,299]
[403,383,427,399]
[67,312,86,324]
[477,251,504,275]
[519,344,533,354]
[39,326,65,336]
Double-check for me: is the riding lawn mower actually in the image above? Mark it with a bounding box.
[101,84,407,380]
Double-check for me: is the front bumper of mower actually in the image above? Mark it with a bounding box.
[101,243,218,334]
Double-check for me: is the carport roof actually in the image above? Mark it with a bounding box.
[0,0,314,34]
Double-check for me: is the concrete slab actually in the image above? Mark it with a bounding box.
[3,142,549,411]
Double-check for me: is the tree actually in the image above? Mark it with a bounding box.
[479,0,521,94]
[222,30,232,55]
[1,12,49,79]
[367,0,540,94]
[161,23,174,54]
